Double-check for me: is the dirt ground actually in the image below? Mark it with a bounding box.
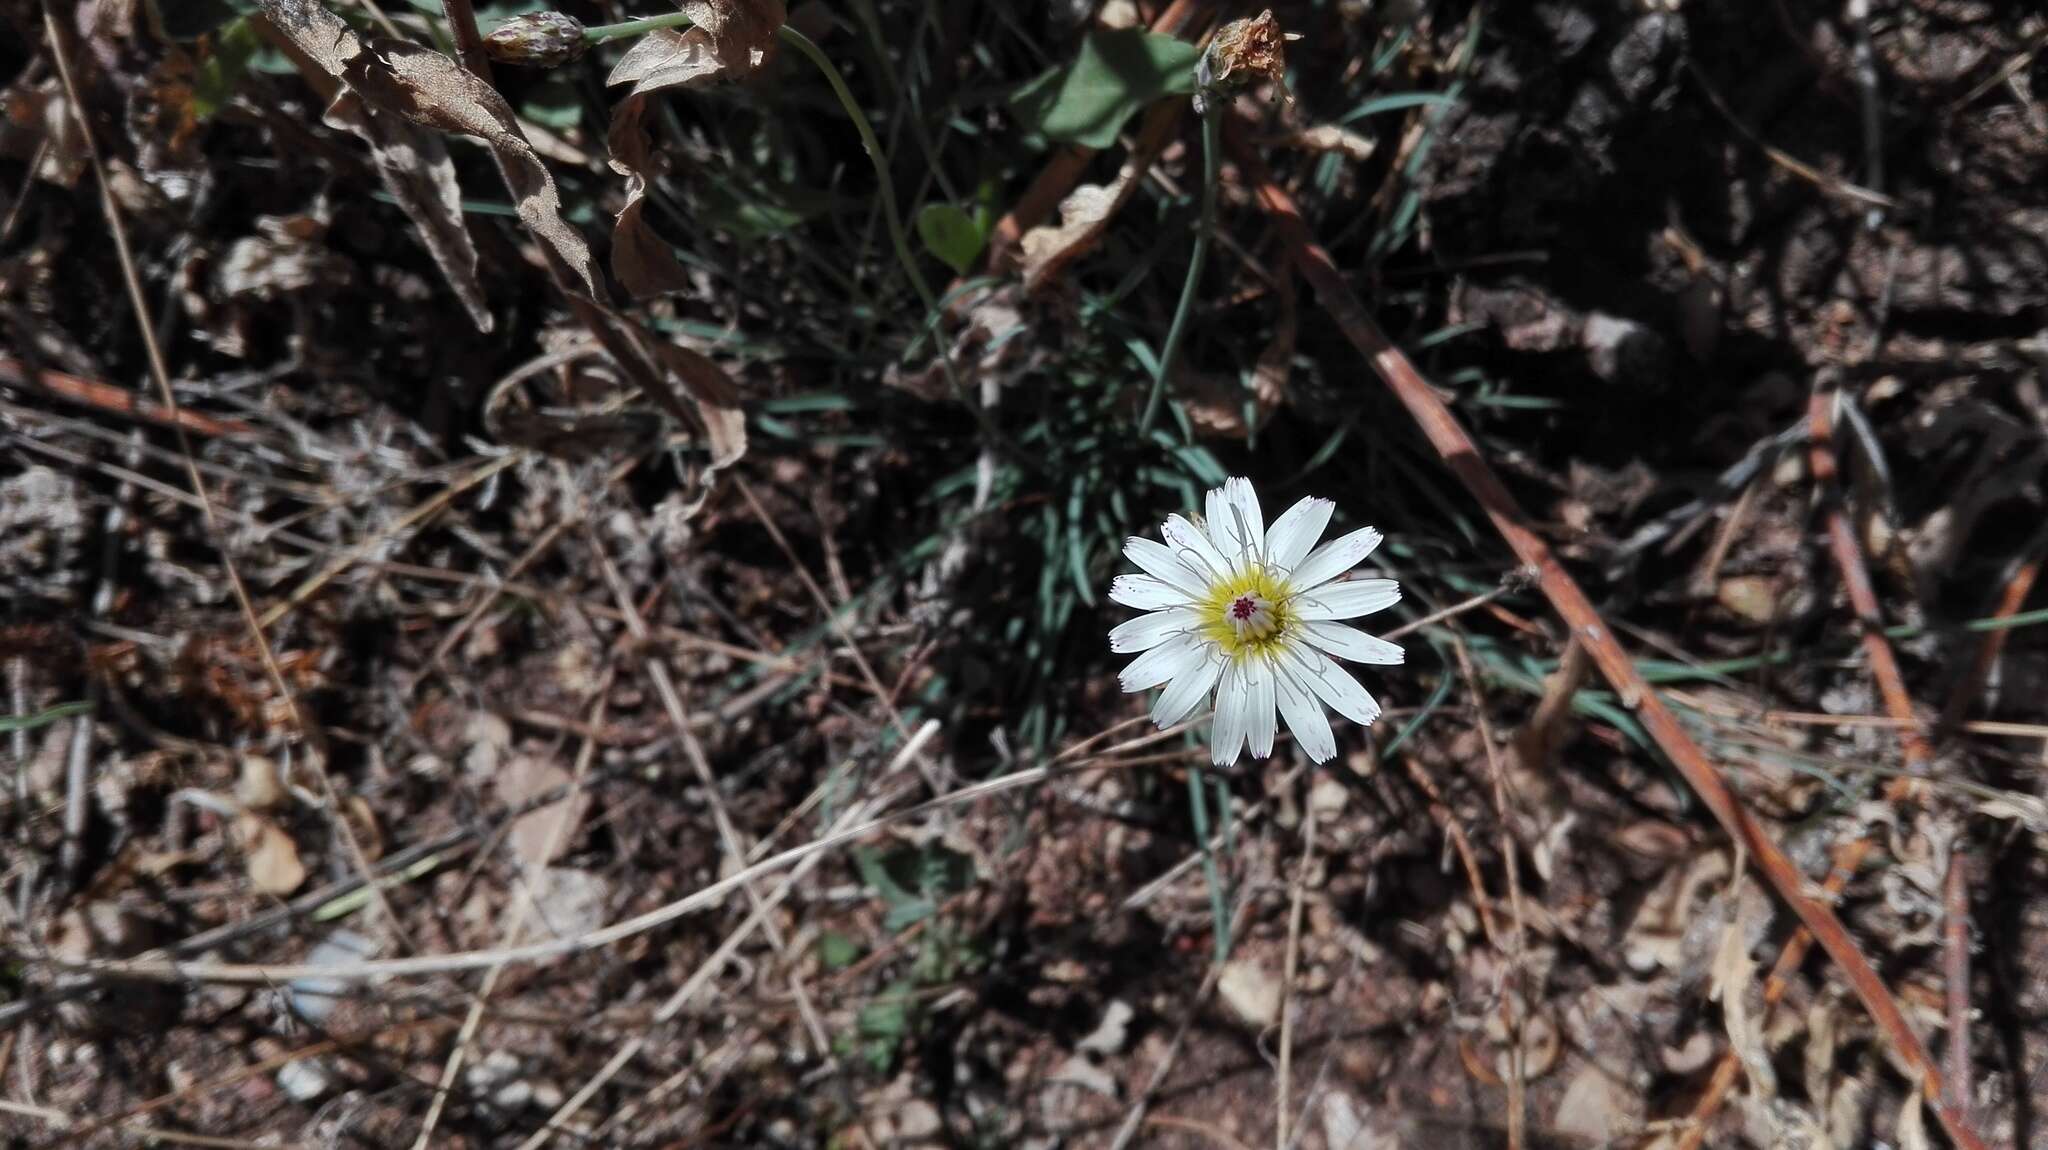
[3,0,2047,1147]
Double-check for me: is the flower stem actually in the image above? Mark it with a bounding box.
[1138,104,1219,435]
[1186,761,1231,967]
[775,24,939,315]
[584,11,695,43]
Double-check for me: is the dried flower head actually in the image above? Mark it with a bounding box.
[1194,9,1298,114]
[484,12,590,68]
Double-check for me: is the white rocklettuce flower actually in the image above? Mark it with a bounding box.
[1108,477,1403,766]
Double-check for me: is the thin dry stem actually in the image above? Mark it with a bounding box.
[41,5,404,944]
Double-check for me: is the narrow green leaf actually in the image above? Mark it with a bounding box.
[0,700,91,735]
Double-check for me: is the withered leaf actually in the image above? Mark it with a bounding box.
[254,0,605,300]
[322,91,491,329]
[680,0,788,74]
[500,754,590,869]
[260,0,749,501]
[351,39,607,299]
[1276,124,1375,161]
[604,1,785,295]
[1018,174,1138,294]
[608,27,726,97]
[605,92,692,297]
[648,339,747,470]
[234,812,307,895]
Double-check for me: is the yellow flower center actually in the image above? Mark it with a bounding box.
[1199,565,1296,660]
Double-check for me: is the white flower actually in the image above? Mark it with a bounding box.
[1108,477,1403,766]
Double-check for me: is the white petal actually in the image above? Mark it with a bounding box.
[1108,574,1193,610]
[1244,656,1277,759]
[1299,621,1405,665]
[1204,477,1264,565]
[1124,536,1208,597]
[1108,607,1202,653]
[1265,496,1333,574]
[1152,649,1224,727]
[1209,658,1250,766]
[1161,514,1233,583]
[1281,647,1382,728]
[1120,633,1205,693]
[1273,664,1336,763]
[1293,578,1401,621]
[1291,526,1384,590]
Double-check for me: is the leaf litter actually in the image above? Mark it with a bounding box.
[5,2,2047,1147]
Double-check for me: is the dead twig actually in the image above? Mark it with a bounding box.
[1230,130,1987,1150]
[0,358,260,439]
[1808,374,1936,768]
[1941,525,2048,734]
[1944,848,1974,1128]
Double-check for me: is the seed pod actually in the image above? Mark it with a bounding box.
[1194,9,1297,114]
[483,12,589,68]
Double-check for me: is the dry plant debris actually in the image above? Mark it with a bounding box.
[1,2,2046,1148]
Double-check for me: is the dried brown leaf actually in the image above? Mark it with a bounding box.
[234,811,306,895]
[236,755,285,810]
[647,339,747,469]
[500,754,590,869]
[322,91,491,330]
[608,26,726,96]
[603,4,783,294]
[682,0,787,73]
[261,0,748,497]
[255,1,605,298]
[1276,124,1375,161]
[1708,885,1776,1097]
[1018,174,1138,294]
[884,282,1029,401]
[606,92,692,297]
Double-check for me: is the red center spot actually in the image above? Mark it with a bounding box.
[1230,596,1258,620]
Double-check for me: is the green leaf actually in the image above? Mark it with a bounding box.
[915,203,986,275]
[1009,29,1200,150]
[0,701,91,735]
[193,17,261,122]
[817,931,862,971]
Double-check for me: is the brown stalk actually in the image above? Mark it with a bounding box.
[1807,375,1935,766]
[1228,132,1988,1150]
[1944,849,1975,1127]
[1941,528,2048,733]
[0,358,259,439]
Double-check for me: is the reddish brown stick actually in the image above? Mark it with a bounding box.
[1807,379,1935,765]
[0,358,258,439]
[1942,537,2046,732]
[1233,140,1987,1150]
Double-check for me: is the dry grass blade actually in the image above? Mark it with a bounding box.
[32,725,1187,986]
[1228,129,1990,1150]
